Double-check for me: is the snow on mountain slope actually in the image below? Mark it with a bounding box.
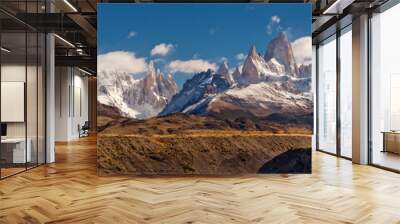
[97,71,141,118]
[98,62,178,119]
[207,81,312,118]
[159,69,230,116]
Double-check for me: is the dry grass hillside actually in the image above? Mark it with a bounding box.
[98,133,311,175]
[97,111,312,175]
[98,113,312,135]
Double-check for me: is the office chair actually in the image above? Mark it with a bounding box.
[79,121,90,138]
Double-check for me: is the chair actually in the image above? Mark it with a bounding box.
[79,121,90,138]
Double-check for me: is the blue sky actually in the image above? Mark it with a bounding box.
[98,4,311,87]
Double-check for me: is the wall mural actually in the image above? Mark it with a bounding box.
[97,4,313,175]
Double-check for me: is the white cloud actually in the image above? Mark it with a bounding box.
[235,53,246,61]
[267,15,282,35]
[168,59,217,74]
[98,51,147,74]
[291,36,312,65]
[271,15,280,23]
[127,31,136,39]
[150,43,174,56]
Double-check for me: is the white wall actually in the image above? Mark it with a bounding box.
[55,67,89,141]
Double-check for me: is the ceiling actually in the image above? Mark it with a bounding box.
[0,0,390,74]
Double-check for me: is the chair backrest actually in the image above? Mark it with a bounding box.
[82,121,90,129]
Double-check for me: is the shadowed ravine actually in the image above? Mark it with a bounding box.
[257,148,311,174]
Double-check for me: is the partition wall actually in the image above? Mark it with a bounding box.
[0,1,46,179]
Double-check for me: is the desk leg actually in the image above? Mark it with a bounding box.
[382,133,385,152]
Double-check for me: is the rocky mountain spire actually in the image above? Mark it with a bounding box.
[241,45,266,84]
[232,66,241,83]
[249,45,258,59]
[264,32,299,77]
[218,61,234,85]
[143,61,157,92]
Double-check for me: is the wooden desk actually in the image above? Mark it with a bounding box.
[1,138,31,163]
[382,131,400,154]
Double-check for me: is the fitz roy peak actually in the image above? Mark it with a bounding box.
[264,32,299,77]
[98,61,178,119]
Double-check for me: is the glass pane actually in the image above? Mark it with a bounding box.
[317,36,337,154]
[27,31,38,169]
[340,28,352,158]
[38,33,45,165]
[371,4,400,171]
[1,30,27,177]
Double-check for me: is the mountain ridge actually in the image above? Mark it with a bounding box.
[159,32,312,119]
[98,32,312,121]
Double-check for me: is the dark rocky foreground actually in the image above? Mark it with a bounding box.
[257,148,311,174]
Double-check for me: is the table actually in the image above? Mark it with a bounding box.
[381,131,400,154]
[1,138,31,163]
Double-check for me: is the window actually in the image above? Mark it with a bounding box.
[317,35,337,154]
[339,27,352,158]
[370,3,400,171]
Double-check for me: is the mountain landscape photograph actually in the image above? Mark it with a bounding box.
[97,4,313,175]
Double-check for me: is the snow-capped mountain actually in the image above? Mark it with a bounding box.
[159,32,312,119]
[98,61,178,119]
[207,82,312,118]
[98,32,311,121]
[159,68,230,116]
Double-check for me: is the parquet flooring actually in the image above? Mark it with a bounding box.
[0,136,400,223]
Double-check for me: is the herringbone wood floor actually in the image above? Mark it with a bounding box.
[0,136,400,224]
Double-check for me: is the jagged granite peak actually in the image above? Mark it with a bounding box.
[156,71,178,100]
[98,62,178,119]
[217,61,235,85]
[218,61,229,75]
[241,45,270,84]
[232,66,241,83]
[264,32,299,77]
[148,60,156,73]
[248,45,259,60]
